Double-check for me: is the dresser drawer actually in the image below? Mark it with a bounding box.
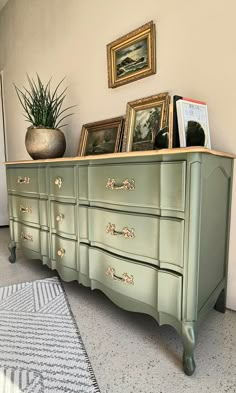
[13,222,40,253]
[51,201,76,237]
[89,248,157,308]
[11,195,40,225]
[49,166,76,199]
[88,161,186,212]
[89,207,158,264]
[51,235,77,270]
[7,167,39,194]
[89,207,184,267]
[89,248,182,319]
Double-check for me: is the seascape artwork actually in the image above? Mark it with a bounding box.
[85,127,118,155]
[115,38,149,79]
[132,106,162,151]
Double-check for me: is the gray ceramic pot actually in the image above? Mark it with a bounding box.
[25,127,66,160]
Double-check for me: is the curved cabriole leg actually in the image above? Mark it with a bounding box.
[8,241,16,263]
[182,322,196,376]
[214,289,226,313]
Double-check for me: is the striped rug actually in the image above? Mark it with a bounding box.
[0,277,100,393]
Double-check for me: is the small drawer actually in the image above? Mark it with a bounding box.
[89,248,157,309]
[49,166,76,199]
[51,201,76,237]
[13,222,40,253]
[7,167,39,194]
[88,161,186,212]
[12,195,40,225]
[51,235,77,270]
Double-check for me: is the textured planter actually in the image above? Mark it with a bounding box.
[25,127,66,160]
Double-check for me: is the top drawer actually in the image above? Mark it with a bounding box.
[49,166,76,200]
[7,167,44,195]
[88,161,186,213]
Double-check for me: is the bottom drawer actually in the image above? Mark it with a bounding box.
[89,248,182,319]
[51,235,77,270]
[13,221,40,253]
[89,248,157,309]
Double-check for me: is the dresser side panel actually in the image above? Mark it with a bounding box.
[198,156,233,312]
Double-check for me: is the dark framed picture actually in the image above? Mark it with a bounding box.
[122,92,170,152]
[78,116,124,156]
[107,21,156,88]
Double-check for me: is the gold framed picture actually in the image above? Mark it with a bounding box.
[78,116,124,156]
[107,21,156,88]
[122,92,170,152]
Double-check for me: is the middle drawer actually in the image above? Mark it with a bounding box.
[88,207,184,268]
[50,201,76,238]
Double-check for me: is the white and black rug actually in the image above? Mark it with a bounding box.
[0,277,100,393]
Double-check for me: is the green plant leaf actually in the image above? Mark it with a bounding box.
[14,74,75,129]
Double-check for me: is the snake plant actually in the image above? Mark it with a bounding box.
[14,74,75,129]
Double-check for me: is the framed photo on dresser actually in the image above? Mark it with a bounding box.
[78,116,124,156]
[122,92,170,152]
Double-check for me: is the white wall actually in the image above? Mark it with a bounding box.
[0,0,235,308]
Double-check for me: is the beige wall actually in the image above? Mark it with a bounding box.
[0,0,235,308]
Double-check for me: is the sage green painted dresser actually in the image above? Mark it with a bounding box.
[5,147,234,376]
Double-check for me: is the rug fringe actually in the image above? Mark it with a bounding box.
[59,277,101,393]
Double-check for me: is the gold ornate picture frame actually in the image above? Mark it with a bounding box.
[107,21,156,88]
[122,92,170,152]
[78,116,124,156]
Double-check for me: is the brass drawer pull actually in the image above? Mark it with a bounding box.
[106,178,135,191]
[106,222,135,239]
[55,177,62,189]
[106,266,134,285]
[17,176,30,184]
[56,213,64,223]
[21,232,33,242]
[57,247,65,258]
[19,205,32,214]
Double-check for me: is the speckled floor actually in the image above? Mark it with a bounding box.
[0,226,236,393]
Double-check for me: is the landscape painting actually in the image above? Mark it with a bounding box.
[115,37,149,80]
[122,92,170,152]
[132,106,162,151]
[78,117,124,156]
[107,21,156,88]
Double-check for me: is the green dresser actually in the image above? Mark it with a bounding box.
[5,147,234,376]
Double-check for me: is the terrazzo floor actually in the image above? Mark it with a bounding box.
[0,226,236,393]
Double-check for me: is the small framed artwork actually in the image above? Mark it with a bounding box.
[176,99,211,148]
[107,21,156,88]
[78,116,124,156]
[122,92,170,152]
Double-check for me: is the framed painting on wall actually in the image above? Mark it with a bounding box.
[78,116,124,156]
[122,92,170,152]
[107,21,156,88]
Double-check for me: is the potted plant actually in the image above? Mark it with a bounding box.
[14,74,75,159]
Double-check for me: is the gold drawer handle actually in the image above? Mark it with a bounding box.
[21,232,33,242]
[106,222,135,239]
[17,176,30,184]
[56,213,64,223]
[57,247,65,258]
[106,178,135,191]
[106,266,134,285]
[19,205,32,214]
[55,177,62,189]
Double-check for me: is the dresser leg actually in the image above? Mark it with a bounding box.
[214,289,226,313]
[182,322,196,376]
[8,241,16,263]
